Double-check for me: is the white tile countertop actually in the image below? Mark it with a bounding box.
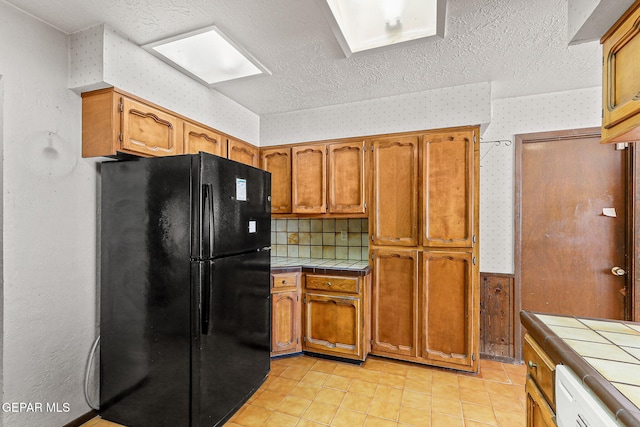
[270,256,370,271]
[536,313,640,408]
[521,311,640,426]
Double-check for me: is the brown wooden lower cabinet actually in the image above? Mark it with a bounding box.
[271,273,302,356]
[302,273,371,361]
[371,248,479,372]
[524,334,556,427]
[371,249,419,358]
[421,250,476,370]
[526,376,556,427]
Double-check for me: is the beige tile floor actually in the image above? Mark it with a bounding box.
[83,355,526,427]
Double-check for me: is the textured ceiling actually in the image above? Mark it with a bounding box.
[3,0,616,115]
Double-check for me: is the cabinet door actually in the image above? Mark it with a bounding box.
[271,290,301,356]
[261,147,292,214]
[183,121,225,157]
[422,130,475,248]
[292,145,327,214]
[371,248,418,357]
[526,377,556,427]
[121,96,181,156]
[328,141,366,214]
[602,2,640,143]
[303,292,362,358]
[228,138,260,167]
[371,136,419,246]
[421,250,477,371]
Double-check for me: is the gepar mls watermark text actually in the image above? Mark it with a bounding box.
[2,402,70,413]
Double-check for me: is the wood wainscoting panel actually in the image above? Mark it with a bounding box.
[480,272,515,361]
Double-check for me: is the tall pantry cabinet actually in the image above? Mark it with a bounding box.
[370,126,480,373]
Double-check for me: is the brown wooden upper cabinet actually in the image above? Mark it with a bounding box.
[120,97,180,157]
[228,138,260,167]
[82,87,258,160]
[601,0,640,144]
[371,135,420,246]
[371,130,476,248]
[328,141,367,214]
[422,130,475,247]
[292,145,327,214]
[291,141,367,215]
[261,147,292,214]
[183,121,226,157]
[82,88,182,158]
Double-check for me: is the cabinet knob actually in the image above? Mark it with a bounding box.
[281,280,287,284]
[326,282,332,287]
[528,361,537,369]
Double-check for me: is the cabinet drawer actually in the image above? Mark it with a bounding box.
[271,273,299,290]
[524,334,555,410]
[305,275,358,294]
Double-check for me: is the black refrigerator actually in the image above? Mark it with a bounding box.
[99,152,271,427]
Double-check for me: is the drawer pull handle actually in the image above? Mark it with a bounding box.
[528,361,537,369]
[326,282,332,287]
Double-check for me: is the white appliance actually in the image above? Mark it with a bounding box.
[555,364,622,426]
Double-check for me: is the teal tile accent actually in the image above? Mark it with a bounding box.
[271,218,369,260]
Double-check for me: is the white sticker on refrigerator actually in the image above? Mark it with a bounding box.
[248,220,257,233]
[236,178,247,201]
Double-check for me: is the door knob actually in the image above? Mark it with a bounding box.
[611,267,626,276]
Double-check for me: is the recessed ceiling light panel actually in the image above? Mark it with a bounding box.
[143,25,270,86]
[320,0,446,56]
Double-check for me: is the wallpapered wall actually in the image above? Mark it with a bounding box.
[69,25,261,145]
[479,87,602,273]
[260,82,492,146]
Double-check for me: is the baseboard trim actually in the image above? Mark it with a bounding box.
[62,410,98,427]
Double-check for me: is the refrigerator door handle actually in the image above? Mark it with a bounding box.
[202,184,215,259]
[201,262,212,335]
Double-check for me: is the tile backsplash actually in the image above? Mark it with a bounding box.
[271,218,369,260]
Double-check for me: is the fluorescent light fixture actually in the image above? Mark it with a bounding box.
[319,0,446,56]
[143,25,270,86]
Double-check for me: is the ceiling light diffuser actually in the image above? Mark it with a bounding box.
[143,25,270,86]
[320,0,446,56]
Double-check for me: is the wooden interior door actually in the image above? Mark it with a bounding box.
[517,128,628,328]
